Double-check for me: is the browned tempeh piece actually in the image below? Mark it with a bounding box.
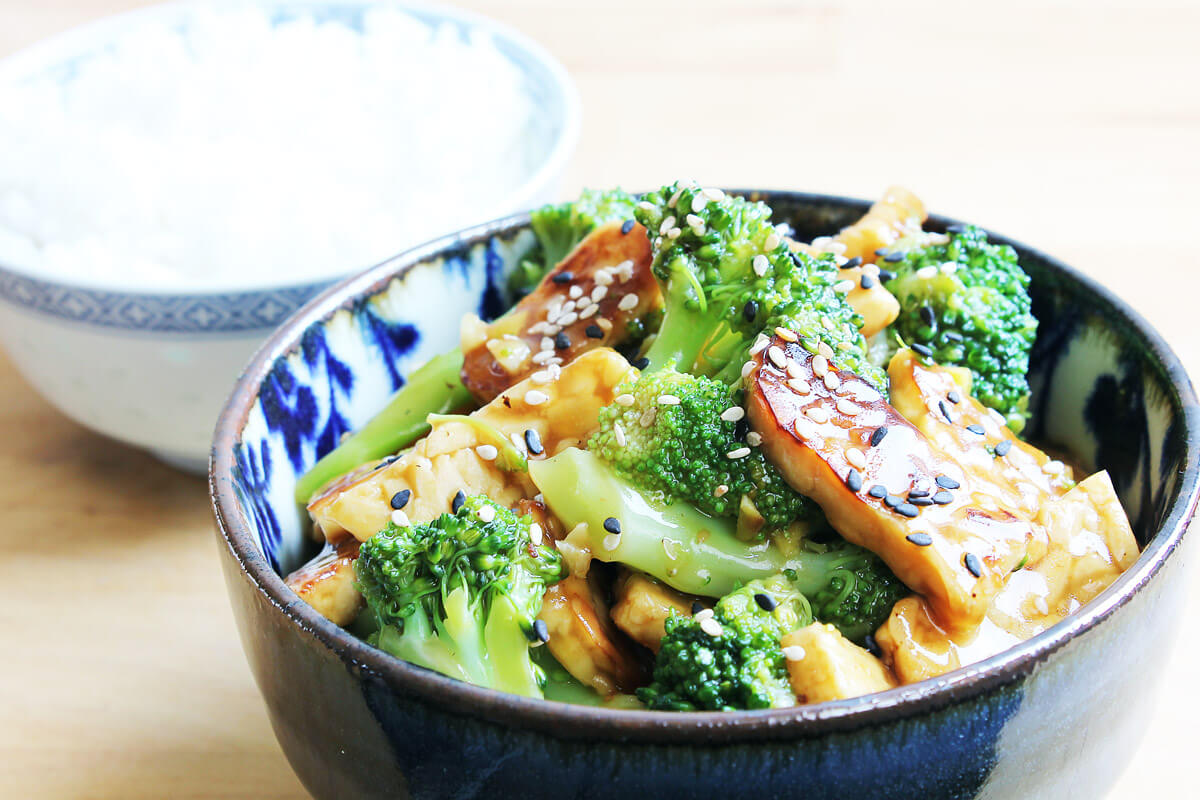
[284,537,363,625]
[745,337,1044,633]
[460,222,659,403]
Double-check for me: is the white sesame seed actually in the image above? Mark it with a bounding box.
[714,484,729,497]
[540,336,555,351]
[527,321,550,336]
[476,444,499,461]
[594,270,614,286]
[837,341,852,351]
[390,509,410,526]
[775,326,798,342]
[660,215,677,235]
[765,232,781,251]
[767,345,788,369]
[811,236,833,249]
[821,317,836,331]
[691,193,708,213]
[615,393,635,407]
[834,279,855,294]
[568,285,583,299]
[614,422,626,447]
[1034,595,1049,615]
[597,318,613,332]
[510,432,526,452]
[837,398,859,416]
[812,355,829,377]
[476,504,496,523]
[788,378,811,394]
[720,406,745,422]
[667,226,682,239]
[529,522,543,546]
[700,618,725,637]
[615,259,635,281]
[746,431,763,447]
[864,263,881,277]
[793,418,815,439]
[752,254,770,276]
[695,608,714,621]
[637,200,656,212]
[686,213,704,228]
[824,372,842,391]
[749,334,770,356]
[525,390,550,406]
[702,187,725,201]
[662,538,678,560]
[531,369,552,384]
[603,533,622,551]
[1043,460,1065,475]
[845,448,867,470]
[916,266,938,280]
[658,394,681,406]
[741,361,756,378]
[543,323,561,335]
[618,293,640,311]
[940,261,958,275]
[786,360,804,379]
[806,407,831,424]
[557,311,579,327]
[639,407,658,428]
[531,350,557,364]
[817,342,835,359]
[727,447,752,459]
[590,285,609,303]
[579,303,600,319]
[667,189,682,209]
[782,645,806,662]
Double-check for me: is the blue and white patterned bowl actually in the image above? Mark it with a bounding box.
[0,0,579,472]
[211,191,1199,799]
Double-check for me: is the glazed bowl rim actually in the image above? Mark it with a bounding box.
[0,0,581,299]
[210,189,1200,743]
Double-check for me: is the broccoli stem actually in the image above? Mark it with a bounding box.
[529,448,811,596]
[641,267,717,374]
[294,348,473,503]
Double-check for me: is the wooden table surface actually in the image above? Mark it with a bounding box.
[2,1,1197,797]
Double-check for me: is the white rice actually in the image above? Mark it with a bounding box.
[0,5,544,290]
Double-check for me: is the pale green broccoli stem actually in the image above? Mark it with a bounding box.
[294,347,473,503]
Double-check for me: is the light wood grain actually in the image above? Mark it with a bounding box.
[1,1,1197,797]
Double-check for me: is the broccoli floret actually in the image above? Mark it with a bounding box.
[637,575,810,711]
[510,187,639,294]
[884,225,1037,432]
[529,449,905,642]
[589,367,815,534]
[632,182,885,390]
[355,495,566,697]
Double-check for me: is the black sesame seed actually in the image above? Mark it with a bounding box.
[946,223,968,235]
[909,496,934,507]
[964,553,983,578]
[931,490,954,505]
[877,269,897,282]
[603,517,622,534]
[995,439,1013,457]
[869,426,888,447]
[943,331,963,343]
[632,357,650,369]
[754,593,778,611]
[912,343,933,358]
[376,454,399,470]
[554,331,571,350]
[860,275,876,290]
[884,251,905,263]
[389,489,411,510]
[864,633,882,657]
[734,418,749,441]
[884,494,903,509]
[551,271,573,284]
[935,475,960,490]
[743,299,759,322]
[966,423,986,435]
[524,428,544,455]
[845,468,863,493]
[874,248,889,257]
[841,256,863,270]
[919,305,936,327]
[533,619,550,643]
[585,324,604,339]
[908,486,930,498]
[896,503,920,518]
[906,532,934,547]
[947,390,961,404]
[621,219,636,235]
[691,601,705,615]
[451,490,466,513]
[939,400,953,423]
[868,484,888,499]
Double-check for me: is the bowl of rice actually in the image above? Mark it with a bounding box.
[0,0,579,472]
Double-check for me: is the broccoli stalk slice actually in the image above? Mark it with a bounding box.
[294,347,472,503]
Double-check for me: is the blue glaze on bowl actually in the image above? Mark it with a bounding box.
[210,192,1200,799]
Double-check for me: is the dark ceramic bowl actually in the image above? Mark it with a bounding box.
[210,191,1200,800]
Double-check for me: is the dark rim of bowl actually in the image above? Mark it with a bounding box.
[210,190,1200,744]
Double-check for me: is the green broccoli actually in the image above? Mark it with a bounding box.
[588,367,816,535]
[355,495,566,697]
[637,574,810,711]
[884,225,1037,432]
[528,448,905,642]
[633,182,885,390]
[510,187,639,295]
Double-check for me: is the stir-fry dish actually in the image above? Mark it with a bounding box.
[287,184,1139,710]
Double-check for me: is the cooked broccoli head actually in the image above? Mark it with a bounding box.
[632,182,885,390]
[884,225,1037,432]
[588,367,816,535]
[355,495,566,697]
[637,574,810,711]
[511,187,640,294]
[785,537,909,644]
